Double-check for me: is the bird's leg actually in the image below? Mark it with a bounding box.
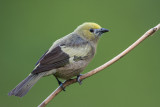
[76,74,83,85]
[55,76,65,91]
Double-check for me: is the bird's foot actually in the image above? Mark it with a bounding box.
[59,82,66,91]
[55,76,65,91]
[76,74,83,85]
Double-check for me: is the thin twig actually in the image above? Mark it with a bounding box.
[38,23,160,107]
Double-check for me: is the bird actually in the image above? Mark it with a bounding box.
[8,22,109,97]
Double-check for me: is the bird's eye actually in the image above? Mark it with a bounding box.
[90,29,94,33]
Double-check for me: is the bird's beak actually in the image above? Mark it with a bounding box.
[95,28,109,34]
[94,28,109,36]
[99,28,109,33]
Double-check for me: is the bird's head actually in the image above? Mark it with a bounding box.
[74,22,109,41]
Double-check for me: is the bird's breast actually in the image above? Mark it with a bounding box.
[55,59,89,80]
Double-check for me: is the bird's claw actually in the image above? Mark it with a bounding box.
[77,74,83,85]
[55,76,66,91]
[59,83,66,91]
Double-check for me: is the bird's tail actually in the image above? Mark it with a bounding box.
[8,73,45,97]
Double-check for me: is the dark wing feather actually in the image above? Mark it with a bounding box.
[32,46,70,74]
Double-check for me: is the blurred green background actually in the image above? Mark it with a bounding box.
[1,0,160,107]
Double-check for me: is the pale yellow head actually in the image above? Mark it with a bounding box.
[74,22,109,41]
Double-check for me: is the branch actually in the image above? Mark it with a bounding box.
[38,23,160,107]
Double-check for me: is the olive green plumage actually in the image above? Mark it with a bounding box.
[8,22,109,97]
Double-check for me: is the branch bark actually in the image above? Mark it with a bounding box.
[38,23,160,107]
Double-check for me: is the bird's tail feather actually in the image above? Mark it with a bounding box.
[8,73,45,97]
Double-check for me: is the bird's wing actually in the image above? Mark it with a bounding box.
[32,36,92,74]
[32,45,70,74]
